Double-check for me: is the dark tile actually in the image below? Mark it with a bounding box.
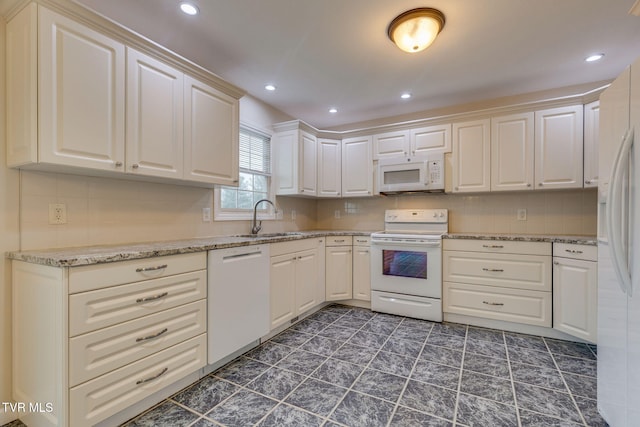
[420,344,463,368]
[391,324,431,342]
[330,391,395,427]
[285,378,347,416]
[587,344,598,357]
[382,336,424,358]
[511,362,566,391]
[574,396,609,427]
[245,341,293,364]
[312,357,365,388]
[322,304,352,313]
[400,380,457,420]
[504,331,548,352]
[456,393,518,427]
[467,326,505,344]
[554,354,597,377]
[411,359,460,390]
[401,317,435,329]
[507,346,556,368]
[460,371,514,405]
[389,406,452,426]
[333,316,369,330]
[306,310,343,324]
[371,312,404,324]
[276,349,327,375]
[206,390,277,426]
[545,338,596,360]
[465,337,507,359]
[332,343,378,366]
[514,382,582,423]
[463,352,510,378]
[289,318,328,334]
[348,330,389,349]
[361,318,400,336]
[346,307,377,320]
[270,329,313,347]
[300,335,343,356]
[190,418,217,427]
[127,401,199,427]
[1,421,27,427]
[317,324,357,341]
[431,322,467,337]
[246,367,305,400]
[352,369,407,402]
[426,332,465,349]
[214,357,270,386]
[257,403,324,427]
[171,376,237,414]
[370,350,416,377]
[563,372,597,400]
[519,409,583,426]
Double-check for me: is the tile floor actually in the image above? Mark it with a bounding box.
[116,304,607,427]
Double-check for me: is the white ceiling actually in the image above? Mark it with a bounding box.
[73,0,640,129]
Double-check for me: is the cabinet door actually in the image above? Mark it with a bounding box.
[273,130,299,195]
[325,246,353,300]
[583,101,600,188]
[127,48,183,178]
[411,123,452,154]
[553,257,597,343]
[352,245,371,301]
[452,119,491,192]
[295,248,319,314]
[535,106,584,189]
[38,7,125,170]
[342,136,373,197]
[184,75,239,185]
[373,130,409,159]
[300,131,318,196]
[491,112,534,191]
[317,138,342,197]
[270,254,296,329]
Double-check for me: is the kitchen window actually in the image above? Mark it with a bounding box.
[214,126,274,220]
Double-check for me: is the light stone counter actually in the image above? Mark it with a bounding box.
[444,233,597,246]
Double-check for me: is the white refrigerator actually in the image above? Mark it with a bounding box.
[597,56,640,427]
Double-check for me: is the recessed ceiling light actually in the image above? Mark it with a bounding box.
[585,53,604,62]
[265,84,276,91]
[401,93,412,99]
[329,108,338,114]
[179,2,199,15]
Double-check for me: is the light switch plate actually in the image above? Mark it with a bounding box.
[517,208,527,221]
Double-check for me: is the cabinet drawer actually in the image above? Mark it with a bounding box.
[326,236,353,246]
[70,334,206,427]
[69,252,206,293]
[69,300,206,386]
[69,270,206,336]
[353,236,371,246]
[444,251,551,291]
[443,239,551,256]
[553,243,597,261]
[443,282,551,327]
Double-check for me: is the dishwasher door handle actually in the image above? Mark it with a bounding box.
[222,250,263,261]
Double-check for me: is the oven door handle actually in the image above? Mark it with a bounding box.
[371,239,441,248]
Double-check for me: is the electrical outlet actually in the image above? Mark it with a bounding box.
[291,210,297,220]
[49,203,67,225]
[202,207,211,222]
[334,210,341,219]
[517,208,527,221]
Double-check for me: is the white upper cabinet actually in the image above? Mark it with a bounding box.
[491,112,534,191]
[535,105,584,189]
[342,135,373,197]
[373,124,451,160]
[373,130,410,159]
[126,48,183,179]
[583,101,600,188]
[184,76,239,186]
[317,138,342,197]
[274,130,317,196]
[452,119,491,193]
[7,5,126,170]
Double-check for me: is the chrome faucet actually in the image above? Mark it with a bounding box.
[251,199,276,235]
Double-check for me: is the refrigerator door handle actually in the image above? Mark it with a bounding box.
[607,127,634,295]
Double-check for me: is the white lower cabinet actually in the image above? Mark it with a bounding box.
[553,243,597,343]
[12,253,207,427]
[352,236,371,301]
[270,238,324,329]
[325,236,353,301]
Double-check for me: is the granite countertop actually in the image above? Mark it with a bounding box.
[6,230,373,267]
[444,233,598,246]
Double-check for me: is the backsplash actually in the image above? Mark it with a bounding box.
[317,189,597,236]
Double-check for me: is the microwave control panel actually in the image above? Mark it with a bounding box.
[428,159,444,187]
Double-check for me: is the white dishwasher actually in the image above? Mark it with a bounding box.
[208,244,270,364]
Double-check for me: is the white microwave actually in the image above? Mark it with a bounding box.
[378,153,444,193]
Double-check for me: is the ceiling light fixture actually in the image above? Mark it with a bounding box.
[401,93,412,99]
[265,84,276,91]
[387,8,445,53]
[179,2,199,16]
[329,108,338,114]
[585,53,604,62]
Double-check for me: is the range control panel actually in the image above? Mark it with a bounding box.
[384,209,448,224]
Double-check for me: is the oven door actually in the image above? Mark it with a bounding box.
[370,237,442,299]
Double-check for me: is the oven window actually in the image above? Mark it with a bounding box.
[382,250,427,279]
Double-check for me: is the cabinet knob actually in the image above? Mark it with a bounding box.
[527,183,531,187]
[115,161,123,167]
[554,261,559,265]
[455,187,459,191]
[132,164,139,169]
[539,182,543,186]
[337,192,340,195]
[301,189,304,193]
[585,180,591,184]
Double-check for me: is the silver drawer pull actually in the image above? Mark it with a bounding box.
[482,244,504,249]
[334,239,345,243]
[482,268,504,272]
[136,292,168,303]
[136,367,168,385]
[483,301,505,306]
[136,328,168,343]
[136,264,168,273]
[565,249,583,254]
